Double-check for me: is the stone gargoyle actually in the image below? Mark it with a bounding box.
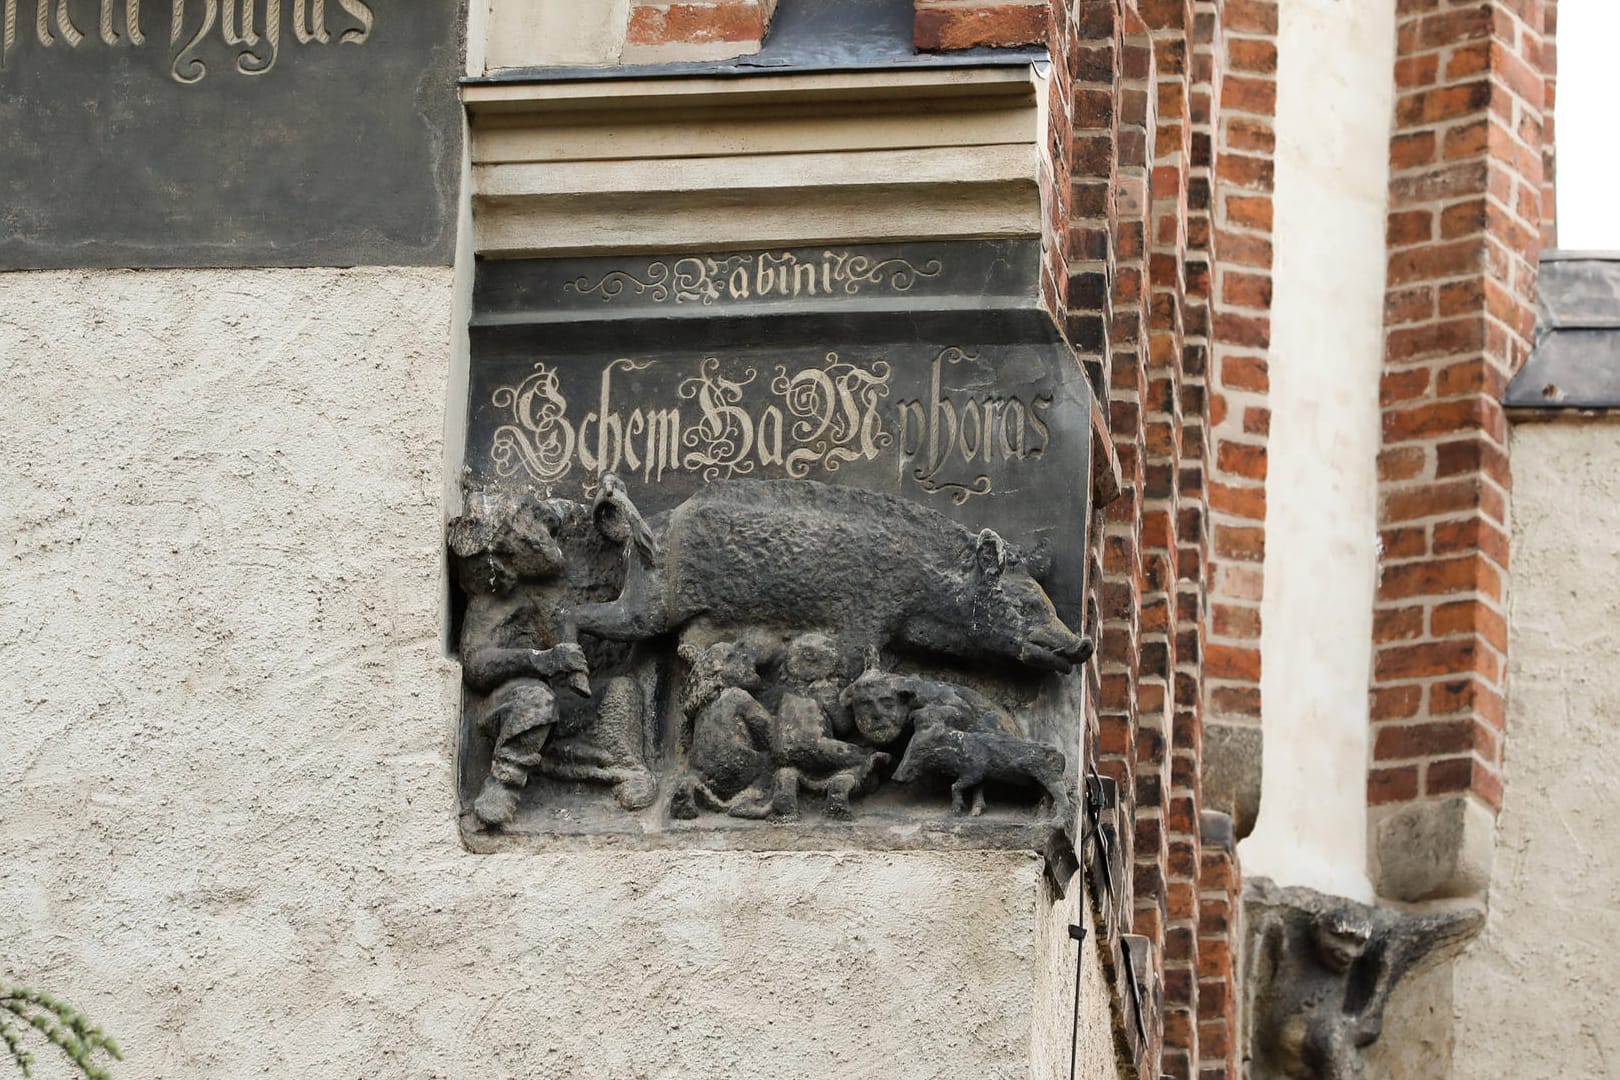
[1245,877,1483,1080]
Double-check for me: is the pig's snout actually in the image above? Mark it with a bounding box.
[1020,625,1093,673]
[892,751,920,783]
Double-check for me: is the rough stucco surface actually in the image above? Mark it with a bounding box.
[1449,421,1620,1075]
[1241,0,1391,902]
[0,268,1096,1078]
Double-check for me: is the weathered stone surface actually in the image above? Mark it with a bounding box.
[457,239,1094,850]
[0,1,462,268]
[1371,794,1495,903]
[1202,719,1263,840]
[1244,878,1482,1080]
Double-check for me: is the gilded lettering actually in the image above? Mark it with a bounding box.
[237,0,279,73]
[680,357,756,481]
[959,400,981,462]
[54,0,81,44]
[897,400,926,458]
[642,408,682,483]
[291,0,325,42]
[1028,395,1052,458]
[727,266,749,300]
[979,398,1002,463]
[170,0,216,83]
[924,348,960,481]
[757,406,784,468]
[793,262,817,297]
[999,399,1026,460]
[336,0,368,43]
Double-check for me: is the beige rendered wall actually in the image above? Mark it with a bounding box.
[1238,0,1393,902]
[0,268,1118,1078]
[479,0,631,71]
[1449,419,1620,1074]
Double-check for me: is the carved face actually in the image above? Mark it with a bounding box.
[970,530,1090,673]
[447,491,567,595]
[783,632,839,683]
[839,672,912,745]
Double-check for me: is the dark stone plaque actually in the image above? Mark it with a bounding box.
[457,239,1094,854]
[0,0,462,269]
[467,240,1092,624]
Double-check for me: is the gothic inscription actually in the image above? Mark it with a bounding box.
[485,348,1058,505]
[460,240,1095,850]
[565,250,944,306]
[0,0,458,268]
[1,0,374,82]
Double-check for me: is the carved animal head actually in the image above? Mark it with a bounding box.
[447,489,567,595]
[592,474,662,563]
[967,529,1092,674]
[891,718,960,784]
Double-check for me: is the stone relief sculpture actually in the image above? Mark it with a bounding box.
[1244,878,1483,1080]
[449,489,654,827]
[451,476,1093,836]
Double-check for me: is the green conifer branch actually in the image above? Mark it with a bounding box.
[0,983,121,1080]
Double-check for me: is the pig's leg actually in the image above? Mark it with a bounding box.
[970,786,987,817]
[950,774,979,815]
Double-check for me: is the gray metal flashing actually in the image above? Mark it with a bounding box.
[1507,254,1620,411]
[465,0,1045,86]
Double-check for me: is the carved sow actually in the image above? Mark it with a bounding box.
[567,478,1091,675]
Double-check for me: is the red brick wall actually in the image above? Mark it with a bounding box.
[625,0,775,60]
[1373,0,1547,877]
[1203,0,1276,776]
[915,0,1049,50]
[1029,0,1270,1073]
[1540,0,1558,247]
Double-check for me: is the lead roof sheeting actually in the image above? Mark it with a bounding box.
[1507,255,1620,409]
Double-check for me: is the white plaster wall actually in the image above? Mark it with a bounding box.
[482,0,629,71]
[1449,421,1620,1074]
[1238,0,1394,902]
[0,268,1094,1078]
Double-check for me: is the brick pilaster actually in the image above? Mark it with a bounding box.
[1372,0,1546,895]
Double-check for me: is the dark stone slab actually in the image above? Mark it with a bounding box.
[455,239,1093,853]
[0,0,462,269]
[467,239,1090,625]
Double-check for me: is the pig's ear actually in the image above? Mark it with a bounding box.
[975,529,1009,580]
[1024,537,1054,582]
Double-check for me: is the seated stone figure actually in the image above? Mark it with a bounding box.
[671,637,780,820]
[449,489,592,828]
[770,633,888,820]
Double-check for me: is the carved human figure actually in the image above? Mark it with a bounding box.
[1245,879,1484,1080]
[769,633,888,820]
[448,490,591,827]
[838,666,1020,746]
[671,638,781,820]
